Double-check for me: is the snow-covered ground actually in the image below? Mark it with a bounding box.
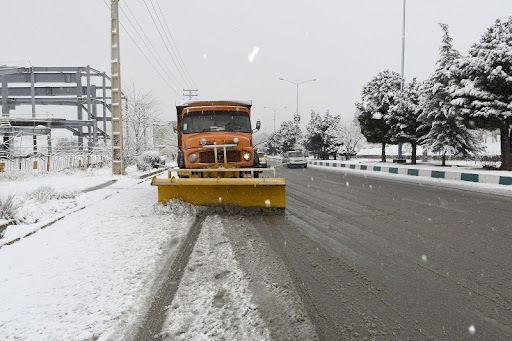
[0,168,199,340]
[357,140,502,158]
[1,167,314,340]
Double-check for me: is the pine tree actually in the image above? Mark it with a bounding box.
[324,114,343,159]
[356,70,401,162]
[449,17,512,170]
[304,110,342,159]
[264,121,300,155]
[388,78,425,164]
[419,23,482,166]
[304,111,324,158]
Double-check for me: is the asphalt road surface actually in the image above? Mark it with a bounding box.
[247,162,512,340]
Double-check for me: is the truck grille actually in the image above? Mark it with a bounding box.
[199,150,240,163]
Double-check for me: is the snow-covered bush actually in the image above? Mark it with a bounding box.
[479,155,501,170]
[30,186,57,203]
[29,186,80,203]
[136,151,165,171]
[0,194,22,220]
[0,170,36,182]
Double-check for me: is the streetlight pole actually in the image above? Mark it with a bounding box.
[398,0,406,161]
[264,106,287,132]
[278,78,316,126]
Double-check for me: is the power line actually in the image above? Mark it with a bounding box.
[120,1,185,91]
[142,0,193,90]
[102,0,181,97]
[147,0,192,88]
[152,0,197,89]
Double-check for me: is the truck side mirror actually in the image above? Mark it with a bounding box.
[255,120,261,131]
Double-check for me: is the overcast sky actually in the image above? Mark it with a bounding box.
[2,0,512,132]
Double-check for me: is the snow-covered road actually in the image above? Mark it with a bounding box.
[0,169,316,340]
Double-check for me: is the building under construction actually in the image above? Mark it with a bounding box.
[0,66,113,171]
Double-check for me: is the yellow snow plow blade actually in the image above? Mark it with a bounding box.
[151,177,286,208]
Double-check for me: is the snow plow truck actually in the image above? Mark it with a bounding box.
[151,100,286,208]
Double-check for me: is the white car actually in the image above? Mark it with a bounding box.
[282,150,307,168]
[256,151,267,168]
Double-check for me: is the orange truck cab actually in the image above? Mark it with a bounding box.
[176,100,261,177]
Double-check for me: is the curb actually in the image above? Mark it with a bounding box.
[309,160,512,186]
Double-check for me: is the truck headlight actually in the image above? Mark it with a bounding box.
[243,152,252,161]
[188,153,198,163]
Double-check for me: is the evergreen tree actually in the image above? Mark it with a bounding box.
[264,121,300,155]
[324,113,343,159]
[388,78,425,164]
[304,110,342,159]
[419,23,482,166]
[449,17,512,170]
[304,111,324,158]
[356,70,401,162]
[264,132,280,156]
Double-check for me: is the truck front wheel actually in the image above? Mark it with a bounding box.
[177,151,185,168]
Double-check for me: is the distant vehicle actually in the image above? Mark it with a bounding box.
[282,150,307,168]
[257,151,267,167]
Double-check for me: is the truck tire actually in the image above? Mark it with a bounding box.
[177,151,185,169]
[254,152,260,167]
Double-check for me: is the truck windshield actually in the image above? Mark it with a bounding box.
[183,111,251,133]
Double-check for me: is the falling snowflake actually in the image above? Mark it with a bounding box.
[346,181,350,187]
[468,325,476,335]
[248,46,260,63]
[265,199,271,207]
[422,254,427,262]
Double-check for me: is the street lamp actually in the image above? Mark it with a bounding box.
[264,106,287,132]
[398,0,406,161]
[278,78,316,126]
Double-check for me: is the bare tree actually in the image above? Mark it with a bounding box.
[123,85,157,164]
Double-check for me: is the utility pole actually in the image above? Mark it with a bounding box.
[111,0,124,174]
[183,89,198,100]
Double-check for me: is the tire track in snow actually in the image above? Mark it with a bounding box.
[135,213,206,340]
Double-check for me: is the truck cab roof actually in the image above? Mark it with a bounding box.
[176,100,252,109]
